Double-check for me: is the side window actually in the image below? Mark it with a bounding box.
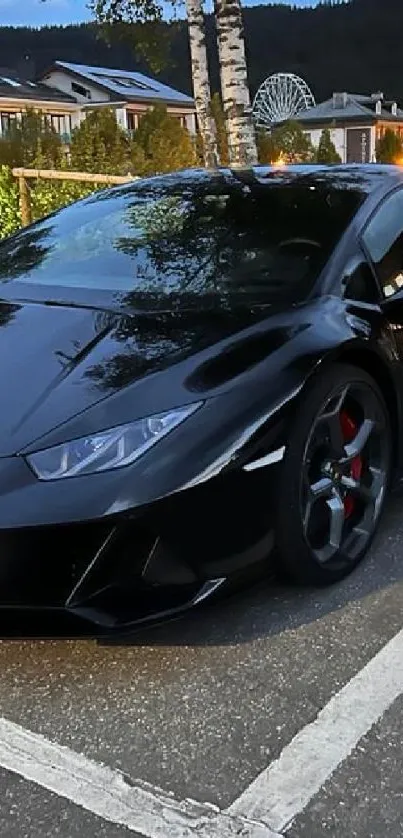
[362,189,403,298]
[343,258,380,304]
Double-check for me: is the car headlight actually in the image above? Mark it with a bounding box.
[26,403,202,481]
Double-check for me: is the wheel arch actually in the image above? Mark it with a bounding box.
[275,348,394,586]
[319,345,401,470]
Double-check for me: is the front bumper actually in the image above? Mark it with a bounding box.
[0,462,278,637]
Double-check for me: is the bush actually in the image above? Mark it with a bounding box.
[0,166,20,239]
[30,178,97,222]
[376,128,403,163]
[315,128,342,164]
[70,108,133,174]
[256,130,274,164]
[257,121,315,164]
[0,109,62,169]
[0,165,101,240]
[0,104,198,242]
[133,104,197,174]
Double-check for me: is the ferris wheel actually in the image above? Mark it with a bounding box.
[253,73,316,130]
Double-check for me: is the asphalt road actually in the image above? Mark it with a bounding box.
[1,495,403,836]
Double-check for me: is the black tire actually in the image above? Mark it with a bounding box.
[275,363,391,586]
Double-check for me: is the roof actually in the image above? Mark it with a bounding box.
[104,165,403,204]
[298,92,403,125]
[0,73,77,104]
[246,163,403,194]
[50,61,194,108]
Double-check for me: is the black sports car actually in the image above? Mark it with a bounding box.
[0,163,403,636]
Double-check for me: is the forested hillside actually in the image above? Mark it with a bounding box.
[0,0,402,102]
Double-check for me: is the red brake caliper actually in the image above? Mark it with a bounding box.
[340,411,362,518]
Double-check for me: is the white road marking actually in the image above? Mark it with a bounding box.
[0,716,278,838]
[2,620,403,836]
[228,625,403,832]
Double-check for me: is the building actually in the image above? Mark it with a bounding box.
[0,72,79,141]
[298,91,403,163]
[0,61,196,142]
[41,61,196,135]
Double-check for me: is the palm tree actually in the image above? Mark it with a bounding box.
[214,0,257,166]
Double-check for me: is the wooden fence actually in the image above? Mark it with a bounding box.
[12,168,135,227]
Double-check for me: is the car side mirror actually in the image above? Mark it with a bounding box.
[342,261,379,304]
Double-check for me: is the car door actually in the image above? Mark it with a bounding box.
[360,187,403,360]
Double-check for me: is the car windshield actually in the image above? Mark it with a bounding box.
[0,177,362,311]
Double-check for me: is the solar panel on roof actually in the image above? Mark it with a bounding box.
[93,74,155,91]
[54,61,194,104]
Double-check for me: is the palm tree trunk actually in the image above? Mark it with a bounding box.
[186,0,218,168]
[214,0,257,166]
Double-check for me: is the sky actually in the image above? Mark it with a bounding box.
[0,0,319,27]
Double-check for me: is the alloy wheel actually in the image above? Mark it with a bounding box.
[300,381,389,566]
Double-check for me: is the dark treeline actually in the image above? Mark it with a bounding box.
[1,0,402,102]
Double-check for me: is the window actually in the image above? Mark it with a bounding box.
[362,188,403,297]
[172,115,187,127]
[127,112,140,131]
[46,114,71,139]
[47,114,64,135]
[65,114,72,138]
[0,179,363,311]
[71,81,91,100]
[0,112,17,135]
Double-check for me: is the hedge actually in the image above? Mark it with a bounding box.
[0,166,19,239]
[0,166,99,240]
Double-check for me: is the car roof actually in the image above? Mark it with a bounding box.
[232,164,403,195]
[108,164,403,201]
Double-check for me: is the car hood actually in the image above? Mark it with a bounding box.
[0,298,270,455]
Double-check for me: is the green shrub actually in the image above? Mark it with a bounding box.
[0,166,20,239]
[315,128,342,164]
[376,128,403,163]
[30,178,97,222]
[257,120,315,164]
[0,104,198,243]
[0,109,63,169]
[0,165,102,241]
[70,109,133,175]
[133,104,197,174]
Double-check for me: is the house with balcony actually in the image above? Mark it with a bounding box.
[0,72,79,141]
[298,91,403,163]
[0,61,196,145]
[40,61,196,136]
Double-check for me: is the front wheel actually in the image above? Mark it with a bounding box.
[276,363,391,586]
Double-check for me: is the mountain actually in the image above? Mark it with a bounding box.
[0,0,402,104]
